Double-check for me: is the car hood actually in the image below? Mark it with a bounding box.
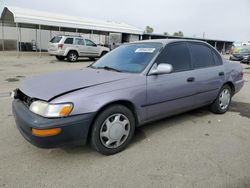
[19,68,130,101]
[233,53,243,57]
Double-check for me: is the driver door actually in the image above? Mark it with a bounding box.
[146,42,198,121]
[85,39,100,57]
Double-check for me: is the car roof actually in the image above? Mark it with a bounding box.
[131,39,209,46]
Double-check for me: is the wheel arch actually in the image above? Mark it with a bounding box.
[67,50,79,57]
[87,100,140,142]
[223,81,235,95]
[100,50,108,57]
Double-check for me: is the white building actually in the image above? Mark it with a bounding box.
[0,6,143,52]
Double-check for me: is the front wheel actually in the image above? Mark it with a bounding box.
[90,105,135,155]
[100,51,108,57]
[89,57,96,61]
[209,85,232,114]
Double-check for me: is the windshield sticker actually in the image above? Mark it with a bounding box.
[135,48,156,53]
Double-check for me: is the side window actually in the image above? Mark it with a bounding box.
[155,43,191,72]
[212,51,222,65]
[85,39,97,47]
[75,38,85,45]
[190,43,214,68]
[64,38,73,44]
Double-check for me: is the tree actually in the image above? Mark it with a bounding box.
[163,32,169,36]
[145,26,154,34]
[173,31,184,37]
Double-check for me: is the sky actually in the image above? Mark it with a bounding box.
[0,0,249,42]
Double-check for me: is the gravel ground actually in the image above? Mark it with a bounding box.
[0,53,250,188]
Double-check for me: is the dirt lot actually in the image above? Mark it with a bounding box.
[0,53,250,188]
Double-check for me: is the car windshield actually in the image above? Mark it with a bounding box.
[91,43,162,73]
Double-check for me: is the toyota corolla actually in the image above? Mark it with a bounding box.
[12,39,244,155]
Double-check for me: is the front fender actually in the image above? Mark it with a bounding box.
[51,79,147,123]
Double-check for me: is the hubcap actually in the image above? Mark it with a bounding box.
[219,89,231,110]
[70,54,77,61]
[100,113,130,149]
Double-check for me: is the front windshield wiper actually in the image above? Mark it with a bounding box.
[103,66,121,72]
[94,66,121,72]
[88,65,121,72]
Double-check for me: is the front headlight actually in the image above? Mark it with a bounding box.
[29,101,73,118]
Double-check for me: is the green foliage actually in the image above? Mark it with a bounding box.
[145,26,154,34]
[173,31,184,37]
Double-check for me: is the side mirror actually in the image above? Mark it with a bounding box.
[149,63,173,75]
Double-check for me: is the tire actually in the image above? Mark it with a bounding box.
[67,51,78,62]
[100,51,108,57]
[209,85,232,114]
[89,57,96,61]
[56,56,65,61]
[90,105,135,155]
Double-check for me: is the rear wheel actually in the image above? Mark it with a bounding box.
[209,85,232,114]
[56,56,65,61]
[67,51,78,62]
[90,105,135,155]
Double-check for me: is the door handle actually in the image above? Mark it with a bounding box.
[219,72,225,76]
[187,77,195,82]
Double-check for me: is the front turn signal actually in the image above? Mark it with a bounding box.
[32,128,61,137]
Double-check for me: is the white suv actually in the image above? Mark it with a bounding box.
[48,36,110,62]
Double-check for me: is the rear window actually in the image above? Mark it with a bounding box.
[50,36,62,43]
[64,38,74,44]
[212,51,222,65]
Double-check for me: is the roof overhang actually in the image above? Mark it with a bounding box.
[0,6,143,35]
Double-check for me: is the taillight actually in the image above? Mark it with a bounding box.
[58,44,64,49]
[240,72,244,77]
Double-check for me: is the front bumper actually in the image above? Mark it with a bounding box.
[229,56,243,61]
[12,99,95,148]
[241,57,250,63]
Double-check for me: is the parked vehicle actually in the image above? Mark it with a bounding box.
[48,36,110,62]
[230,47,250,62]
[13,39,244,155]
[241,56,250,64]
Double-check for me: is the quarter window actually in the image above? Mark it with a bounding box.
[50,36,62,43]
[64,38,73,44]
[190,43,214,68]
[155,43,191,72]
[212,51,222,65]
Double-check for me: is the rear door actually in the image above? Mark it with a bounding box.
[74,38,88,56]
[85,39,100,57]
[188,42,225,105]
[146,42,198,120]
[63,37,74,50]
